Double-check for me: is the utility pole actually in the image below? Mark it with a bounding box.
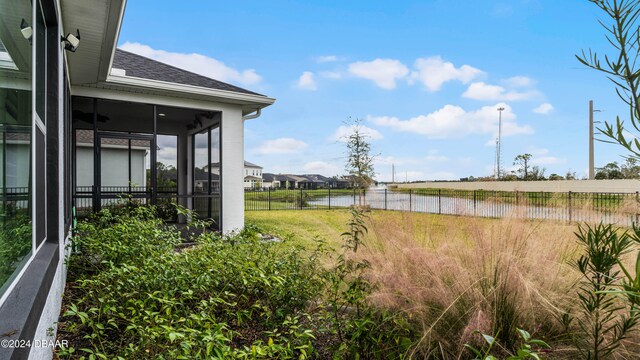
[391,164,395,183]
[496,107,505,179]
[589,100,594,180]
[589,100,602,180]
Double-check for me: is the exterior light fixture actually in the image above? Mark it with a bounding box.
[20,19,32,43]
[61,30,81,52]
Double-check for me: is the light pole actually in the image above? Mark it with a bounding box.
[496,107,505,179]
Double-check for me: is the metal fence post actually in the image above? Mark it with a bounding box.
[473,190,477,216]
[268,187,271,211]
[438,189,442,214]
[568,191,572,222]
[328,187,331,209]
[384,188,388,210]
[409,189,412,212]
[353,188,356,205]
[636,191,640,225]
[299,188,303,209]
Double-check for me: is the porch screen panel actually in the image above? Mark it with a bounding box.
[0,0,33,297]
[193,131,208,219]
[209,126,220,228]
[73,129,94,216]
[99,136,151,207]
[156,135,177,221]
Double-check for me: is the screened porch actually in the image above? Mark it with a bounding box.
[72,97,223,229]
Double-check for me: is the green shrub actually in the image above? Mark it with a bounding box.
[60,206,324,359]
[571,223,640,360]
[0,214,31,288]
[59,205,419,359]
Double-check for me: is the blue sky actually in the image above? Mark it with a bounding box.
[119,0,631,181]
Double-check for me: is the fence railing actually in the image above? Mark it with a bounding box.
[73,187,220,226]
[245,188,640,226]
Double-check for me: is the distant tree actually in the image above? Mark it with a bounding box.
[596,162,624,179]
[513,153,533,180]
[621,157,640,178]
[344,118,376,201]
[565,171,576,180]
[530,166,546,181]
[548,173,564,181]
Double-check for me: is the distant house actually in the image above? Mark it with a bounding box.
[260,173,352,189]
[204,160,262,189]
[194,168,220,193]
[262,173,280,188]
[299,174,330,189]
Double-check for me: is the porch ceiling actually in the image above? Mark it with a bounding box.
[61,0,125,85]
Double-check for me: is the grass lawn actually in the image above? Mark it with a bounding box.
[246,208,545,249]
[246,209,352,248]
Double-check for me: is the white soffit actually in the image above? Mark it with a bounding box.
[60,0,125,85]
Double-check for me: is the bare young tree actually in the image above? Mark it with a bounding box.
[344,118,376,203]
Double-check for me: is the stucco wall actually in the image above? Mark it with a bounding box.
[221,108,244,233]
[76,145,147,187]
[395,179,640,193]
[0,143,31,188]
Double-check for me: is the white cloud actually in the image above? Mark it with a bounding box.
[533,102,554,114]
[120,42,262,86]
[303,161,341,174]
[503,76,534,88]
[370,103,533,139]
[316,55,339,63]
[348,59,409,89]
[375,156,423,166]
[532,156,566,165]
[409,56,484,91]
[254,138,308,155]
[462,82,539,101]
[297,71,317,90]
[320,71,342,79]
[329,124,383,142]
[425,155,449,162]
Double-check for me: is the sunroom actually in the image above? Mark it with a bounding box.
[69,48,274,232]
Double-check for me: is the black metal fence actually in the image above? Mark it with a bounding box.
[245,188,640,226]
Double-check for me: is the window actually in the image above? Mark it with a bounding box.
[0,0,33,298]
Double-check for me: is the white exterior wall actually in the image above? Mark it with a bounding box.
[76,145,147,188]
[75,146,93,186]
[221,108,244,233]
[0,143,31,188]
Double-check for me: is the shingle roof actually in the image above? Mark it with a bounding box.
[206,160,262,169]
[112,49,264,97]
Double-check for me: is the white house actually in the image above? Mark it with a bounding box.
[0,1,274,359]
[204,160,263,189]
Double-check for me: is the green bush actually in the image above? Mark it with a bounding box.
[59,205,419,359]
[0,214,31,289]
[60,206,326,359]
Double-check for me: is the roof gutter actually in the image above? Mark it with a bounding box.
[242,108,261,120]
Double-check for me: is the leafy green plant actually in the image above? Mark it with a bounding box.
[59,205,326,359]
[465,328,551,360]
[0,214,32,288]
[572,223,639,359]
